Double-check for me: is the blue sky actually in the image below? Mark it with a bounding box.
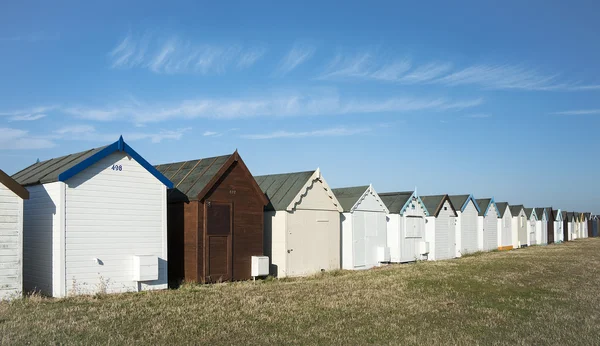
[1,1,599,213]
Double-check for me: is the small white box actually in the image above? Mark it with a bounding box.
[377,247,390,262]
[419,242,430,255]
[133,255,158,281]
[251,256,269,277]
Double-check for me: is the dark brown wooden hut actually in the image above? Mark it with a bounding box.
[156,151,268,284]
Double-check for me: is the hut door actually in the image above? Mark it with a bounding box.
[353,212,366,268]
[206,202,232,282]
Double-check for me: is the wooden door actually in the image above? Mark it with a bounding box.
[205,202,232,282]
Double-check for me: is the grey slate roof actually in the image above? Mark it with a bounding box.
[524,208,535,219]
[155,154,232,201]
[379,191,414,214]
[420,195,446,216]
[535,208,545,220]
[562,211,568,220]
[584,212,591,219]
[510,205,524,216]
[331,186,369,212]
[254,171,315,211]
[476,198,493,217]
[496,202,509,216]
[566,212,574,221]
[449,195,470,212]
[12,145,108,186]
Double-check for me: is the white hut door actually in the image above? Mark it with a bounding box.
[529,221,536,245]
[353,212,366,268]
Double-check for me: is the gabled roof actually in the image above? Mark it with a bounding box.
[584,212,591,219]
[553,209,562,221]
[524,208,537,220]
[449,194,481,213]
[535,208,545,220]
[255,169,342,212]
[509,205,525,216]
[0,169,29,200]
[496,202,510,217]
[380,191,429,216]
[332,185,389,213]
[155,151,268,205]
[420,194,458,217]
[476,198,500,217]
[566,212,574,221]
[12,137,173,188]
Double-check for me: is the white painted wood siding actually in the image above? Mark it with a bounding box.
[458,201,478,255]
[388,198,426,263]
[483,207,499,251]
[64,152,167,295]
[516,211,527,247]
[340,212,353,270]
[352,211,386,269]
[528,215,536,246]
[501,210,512,248]
[0,183,24,300]
[433,200,456,260]
[264,211,287,277]
[22,182,64,296]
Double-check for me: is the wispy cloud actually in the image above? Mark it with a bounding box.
[275,43,315,76]
[237,47,266,68]
[551,109,600,116]
[9,114,47,121]
[203,131,218,137]
[109,32,263,74]
[319,52,600,91]
[0,128,56,150]
[0,105,56,122]
[241,126,370,140]
[465,113,492,118]
[61,90,483,124]
[52,124,191,143]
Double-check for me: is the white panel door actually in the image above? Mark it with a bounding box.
[353,212,366,268]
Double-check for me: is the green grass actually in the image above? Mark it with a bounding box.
[3,239,600,345]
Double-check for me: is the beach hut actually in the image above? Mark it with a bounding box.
[476,198,500,251]
[584,213,594,238]
[380,191,429,263]
[449,195,480,257]
[553,209,563,243]
[580,213,589,238]
[155,151,269,284]
[12,137,172,297]
[591,215,599,237]
[535,208,551,245]
[563,211,571,241]
[332,185,389,270]
[510,205,527,248]
[525,208,538,246]
[255,169,342,278]
[0,170,29,300]
[573,212,581,239]
[420,195,458,261]
[496,202,514,250]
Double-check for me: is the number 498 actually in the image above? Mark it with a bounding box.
[112,164,123,171]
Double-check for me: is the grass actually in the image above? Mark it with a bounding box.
[3,239,600,345]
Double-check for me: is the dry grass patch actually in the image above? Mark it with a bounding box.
[2,239,600,345]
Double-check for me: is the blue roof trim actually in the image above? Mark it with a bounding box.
[399,191,430,216]
[462,194,481,213]
[484,197,501,217]
[58,136,174,189]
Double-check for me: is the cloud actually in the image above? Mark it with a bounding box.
[465,113,492,118]
[241,126,370,140]
[237,47,266,68]
[52,124,190,143]
[203,131,218,136]
[275,43,315,76]
[551,109,600,116]
[109,32,262,74]
[9,114,47,121]
[0,105,56,122]
[319,52,600,91]
[62,91,484,124]
[0,128,56,150]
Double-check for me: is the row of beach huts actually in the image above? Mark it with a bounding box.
[0,137,598,299]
